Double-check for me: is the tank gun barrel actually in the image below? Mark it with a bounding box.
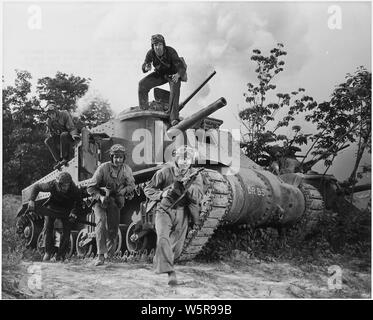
[179,71,216,111]
[167,97,227,137]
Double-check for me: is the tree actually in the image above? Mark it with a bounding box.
[239,44,317,166]
[37,71,90,112]
[2,70,52,194]
[79,95,114,128]
[304,66,371,185]
[3,70,93,194]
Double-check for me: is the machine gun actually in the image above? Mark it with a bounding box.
[95,183,134,209]
[166,167,205,211]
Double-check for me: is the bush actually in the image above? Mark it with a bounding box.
[197,207,371,266]
[2,195,24,267]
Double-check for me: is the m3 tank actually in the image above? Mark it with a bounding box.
[16,71,324,260]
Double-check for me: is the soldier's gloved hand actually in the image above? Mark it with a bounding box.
[27,200,35,212]
[115,195,125,208]
[72,134,80,141]
[68,213,78,223]
[161,189,170,199]
[171,73,180,83]
[168,181,185,200]
[100,195,109,208]
[26,211,37,220]
[144,63,151,72]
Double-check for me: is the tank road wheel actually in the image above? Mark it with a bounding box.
[126,221,148,253]
[76,229,94,257]
[297,183,325,238]
[23,217,43,248]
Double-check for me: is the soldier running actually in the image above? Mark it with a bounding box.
[87,144,136,266]
[27,172,83,262]
[138,34,186,126]
[144,145,203,286]
[44,103,80,170]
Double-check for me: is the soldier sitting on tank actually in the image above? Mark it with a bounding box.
[144,145,203,286]
[87,144,136,266]
[279,146,302,174]
[27,172,84,262]
[138,34,186,126]
[44,103,80,170]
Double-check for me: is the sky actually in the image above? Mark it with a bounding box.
[2,0,372,181]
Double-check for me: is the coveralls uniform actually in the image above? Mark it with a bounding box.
[44,110,78,162]
[139,42,186,123]
[29,181,83,258]
[87,162,135,256]
[144,163,203,274]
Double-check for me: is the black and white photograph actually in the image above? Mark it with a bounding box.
[1,0,371,303]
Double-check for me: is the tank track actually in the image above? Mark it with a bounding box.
[297,183,325,236]
[178,169,233,261]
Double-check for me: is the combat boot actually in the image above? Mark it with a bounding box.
[53,161,62,171]
[42,253,51,262]
[94,254,105,266]
[51,255,64,262]
[167,271,178,286]
[60,159,69,167]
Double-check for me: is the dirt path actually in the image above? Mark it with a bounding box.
[2,255,370,299]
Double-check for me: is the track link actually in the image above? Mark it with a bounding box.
[297,183,325,236]
[178,169,233,261]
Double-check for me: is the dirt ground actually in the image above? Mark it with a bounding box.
[2,253,371,299]
[2,194,371,299]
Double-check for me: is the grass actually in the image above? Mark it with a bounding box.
[2,194,25,267]
[2,194,36,299]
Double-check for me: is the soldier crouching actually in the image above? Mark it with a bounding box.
[144,146,203,286]
[27,172,83,262]
[87,144,135,266]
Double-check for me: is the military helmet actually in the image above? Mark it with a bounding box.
[109,144,126,156]
[56,172,72,185]
[174,145,196,161]
[151,34,165,46]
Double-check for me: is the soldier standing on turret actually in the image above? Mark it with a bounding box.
[144,146,203,286]
[87,144,136,266]
[138,34,187,126]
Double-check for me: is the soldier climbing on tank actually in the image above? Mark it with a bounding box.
[268,145,302,175]
[138,34,187,126]
[144,145,203,286]
[44,103,80,170]
[87,144,136,266]
[27,172,84,262]
[279,146,302,174]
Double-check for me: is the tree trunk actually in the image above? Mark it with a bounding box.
[348,138,368,186]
